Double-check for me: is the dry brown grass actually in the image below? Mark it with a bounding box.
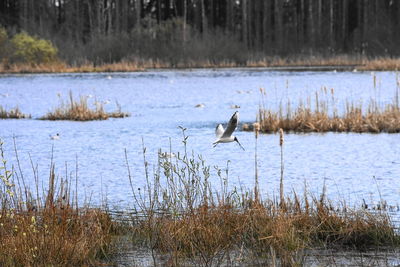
[127,129,400,266]
[0,106,30,119]
[246,88,400,133]
[135,198,397,266]
[1,55,399,73]
[359,57,400,71]
[0,207,114,266]
[40,91,129,121]
[0,140,116,266]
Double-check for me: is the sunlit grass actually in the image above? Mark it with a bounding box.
[40,91,129,121]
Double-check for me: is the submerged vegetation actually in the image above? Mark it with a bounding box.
[40,91,129,121]
[0,106,30,119]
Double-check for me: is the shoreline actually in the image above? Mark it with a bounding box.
[0,65,385,76]
[1,56,400,74]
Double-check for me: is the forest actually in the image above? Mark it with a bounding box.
[0,0,399,67]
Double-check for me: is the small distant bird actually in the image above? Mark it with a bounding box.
[230,104,240,109]
[213,111,245,150]
[195,103,205,108]
[159,152,176,159]
[50,133,60,140]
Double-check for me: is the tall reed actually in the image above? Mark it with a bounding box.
[0,139,116,266]
[251,89,400,133]
[279,128,284,209]
[126,130,400,266]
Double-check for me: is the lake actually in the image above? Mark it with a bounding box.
[0,69,399,209]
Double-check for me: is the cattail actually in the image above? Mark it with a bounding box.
[373,72,376,88]
[279,128,284,146]
[253,122,260,138]
[279,128,284,209]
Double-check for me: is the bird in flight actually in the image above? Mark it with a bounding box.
[213,111,245,150]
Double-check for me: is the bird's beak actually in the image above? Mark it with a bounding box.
[235,139,245,151]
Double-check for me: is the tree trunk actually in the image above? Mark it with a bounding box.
[157,0,161,23]
[317,0,322,47]
[274,0,282,51]
[115,0,120,33]
[308,0,315,50]
[299,0,304,48]
[226,0,233,33]
[183,0,187,42]
[262,0,270,51]
[135,0,141,27]
[342,0,348,50]
[242,0,248,47]
[330,0,334,49]
[200,0,207,34]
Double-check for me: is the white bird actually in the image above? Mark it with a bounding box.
[50,133,60,140]
[159,152,176,159]
[213,111,245,150]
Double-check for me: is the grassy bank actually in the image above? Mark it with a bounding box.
[1,55,400,74]
[40,91,129,121]
[243,87,400,133]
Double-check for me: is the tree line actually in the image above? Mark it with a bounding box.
[0,0,399,65]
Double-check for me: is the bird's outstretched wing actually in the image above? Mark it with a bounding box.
[215,124,224,138]
[222,111,238,138]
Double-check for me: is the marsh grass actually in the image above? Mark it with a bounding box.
[0,55,399,73]
[40,91,129,121]
[1,123,399,265]
[0,140,116,266]
[248,87,400,133]
[125,129,400,266]
[0,106,30,119]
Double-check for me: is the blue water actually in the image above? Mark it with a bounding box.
[0,69,399,208]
